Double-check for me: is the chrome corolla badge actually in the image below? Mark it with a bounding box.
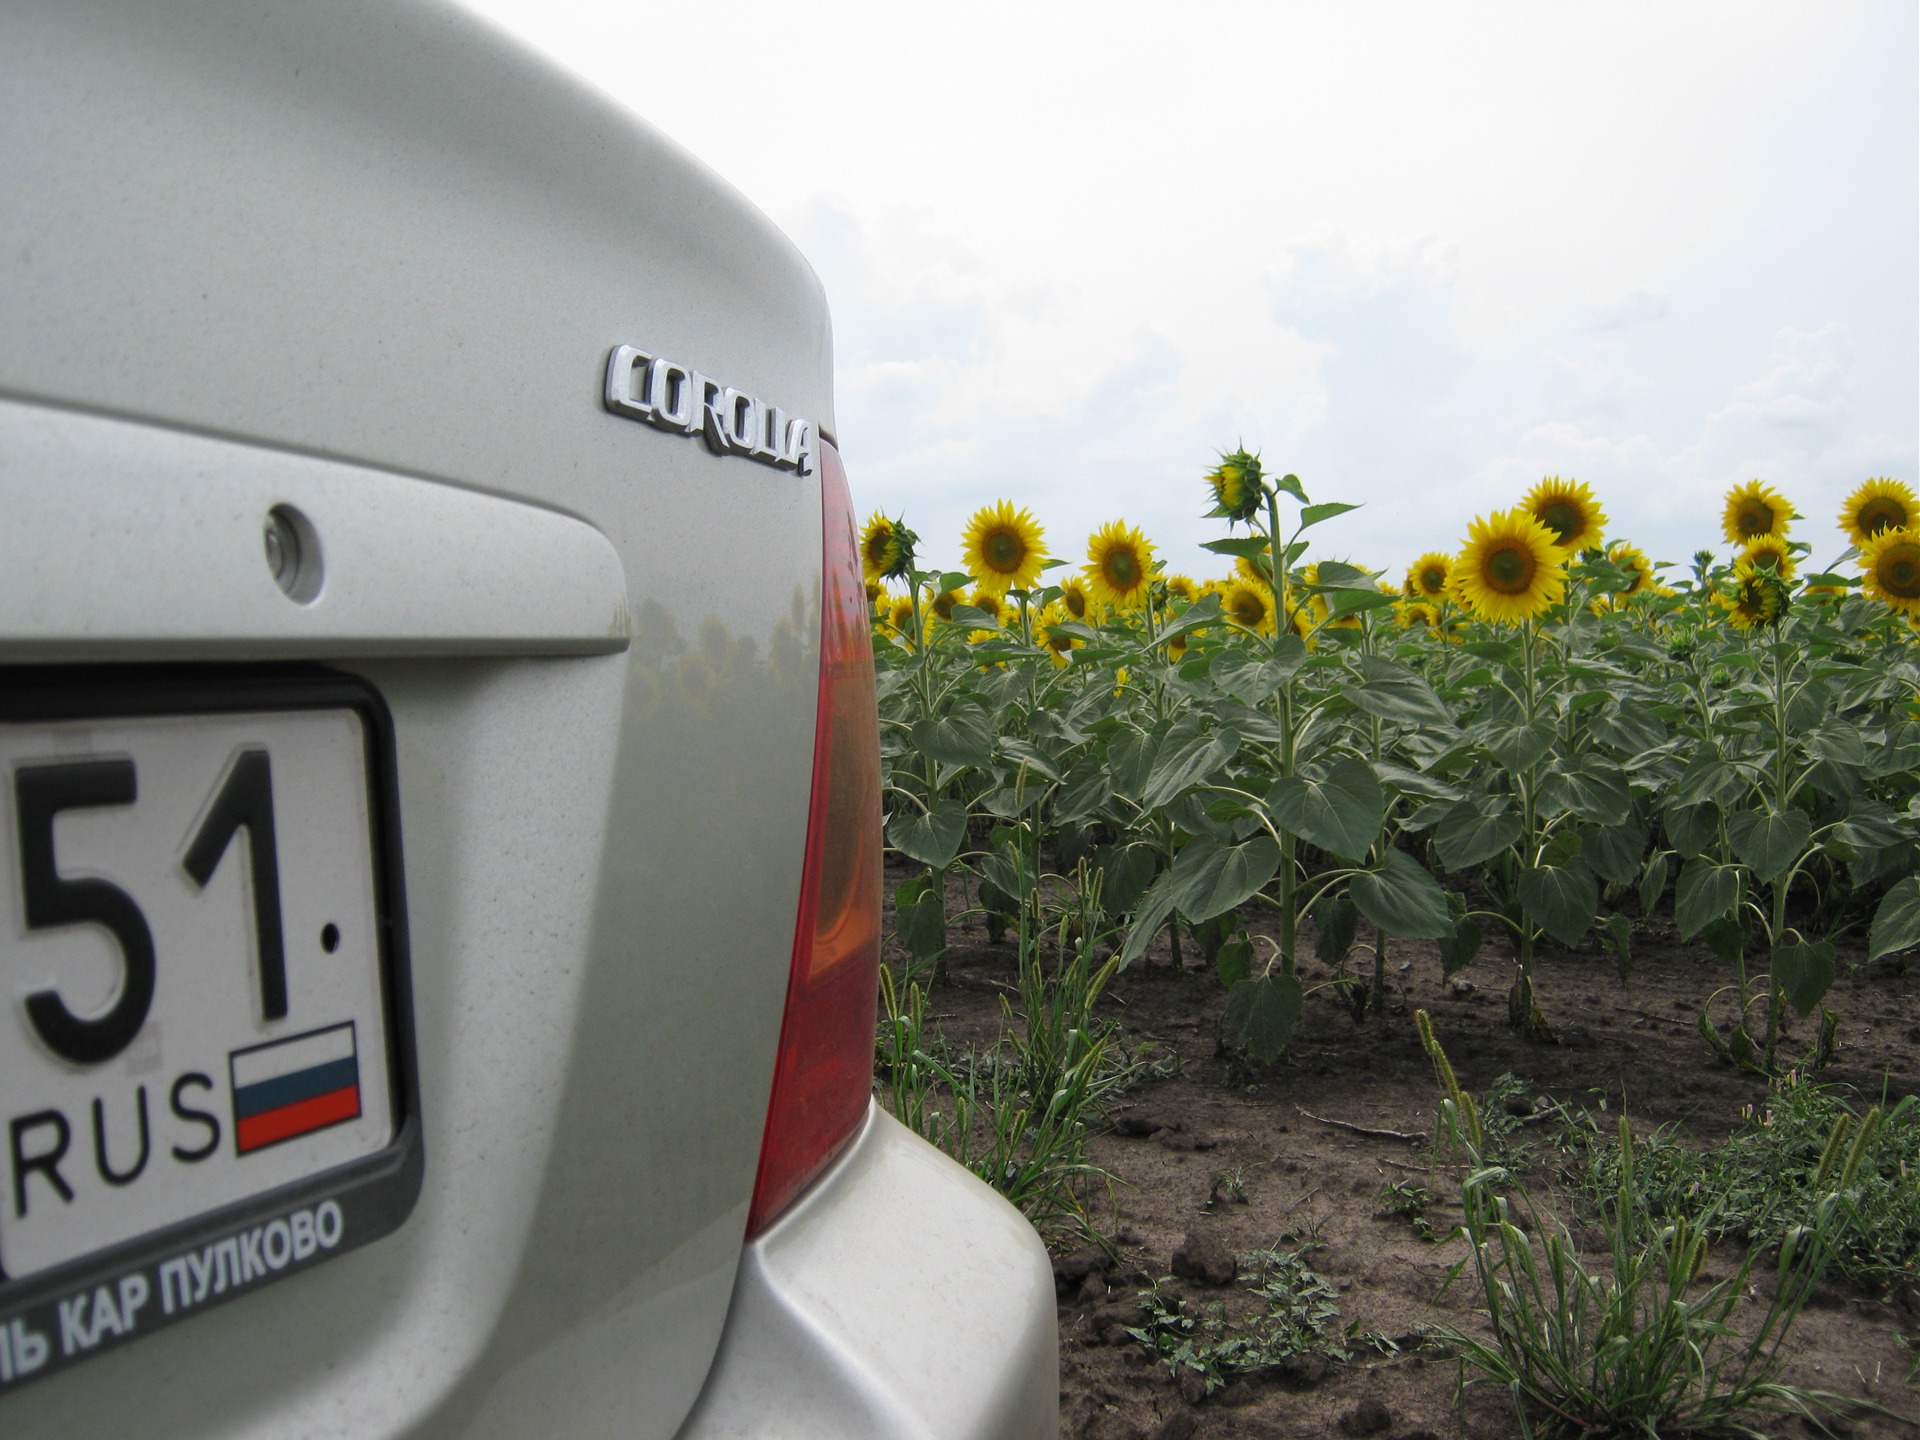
[603,345,814,476]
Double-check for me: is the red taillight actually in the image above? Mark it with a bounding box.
[747,439,883,1236]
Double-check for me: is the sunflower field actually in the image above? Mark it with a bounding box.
[863,462,1920,1071]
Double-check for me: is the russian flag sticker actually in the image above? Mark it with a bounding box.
[229,1022,363,1155]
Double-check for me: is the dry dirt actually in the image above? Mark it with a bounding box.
[887,865,1920,1440]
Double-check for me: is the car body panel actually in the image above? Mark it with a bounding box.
[676,1107,1060,1440]
[0,2,1057,1435]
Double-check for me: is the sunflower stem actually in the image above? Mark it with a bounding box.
[1513,617,1546,1036]
[1264,483,1299,983]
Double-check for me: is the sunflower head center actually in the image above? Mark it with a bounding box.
[1105,549,1141,589]
[1881,546,1920,598]
[984,530,1023,571]
[1064,590,1087,618]
[1861,499,1908,536]
[1421,566,1446,592]
[1485,544,1535,594]
[1538,502,1581,541]
[1737,502,1775,537]
[1230,591,1265,626]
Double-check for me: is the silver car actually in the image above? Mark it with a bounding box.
[0,2,1057,1434]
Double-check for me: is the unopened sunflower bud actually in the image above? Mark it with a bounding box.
[1206,447,1265,524]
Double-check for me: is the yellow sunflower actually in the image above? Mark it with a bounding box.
[924,583,961,624]
[1221,577,1277,635]
[1233,552,1273,587]
[1738,533,1796,581]
[1057,575,1097,624]
[1397,599,1441,630]
[860,513,912,583]
[1406,552,1452,601]
[883,595,915,637]
[1718,571,1788,630]
[1163,574,1199,605]
[1284,597,1315,648]
[1605,541,1655,596]
[864,579,884,610]
[1448,509,1567,623]
[1838,477,1916,547]
[962,500,1047,595]
[1522,477,1606,551]
[1205,447,1265,523]
[968,587,1006,625]
[1860,526,1920,616]
[1033,604,1082,668]
[1722,481,1793,545]
[1084,520,1156,610]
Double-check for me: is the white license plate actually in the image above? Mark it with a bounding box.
[0,671,418,1390]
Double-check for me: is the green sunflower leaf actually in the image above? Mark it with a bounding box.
[1438,914,1483,976]
[1347,657,1455,728]
[1485,717,1557,773]
[1771,939,1836,1018]
[1580,821,1649,886]
[1675,858,1739,940]
[1868,875,1920,961]
[1725,807,1812,885]
[1297,502,1359,531]
[1350,848,1454,939]
[1211,646,1304,705]
[1313,894,1360,966]
[1224,971,1303,1064]
[893,873,947,961]
[1266,758,1385,861]
[1540,763,1633,827]
[1638,851,1669,916]
[1201,537,1274,559]
[1162,835,1283,924]
[1140,720,1240,813]
[1434,800,1524,871]
[1519,863,1597,947]
[909,708,996,768]
[886,797,969,869]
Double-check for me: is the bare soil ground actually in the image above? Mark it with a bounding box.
[888,865,1920,1440]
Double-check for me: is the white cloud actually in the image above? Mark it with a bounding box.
[1587,290,1673,332]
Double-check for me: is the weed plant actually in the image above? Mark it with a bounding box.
[1564,1077,1920,1289]
[877,961,1117,1242]
[1416,1010,1877,1438]
[1377,1180,1442,1242]
[875,878,1157,1244]
[1128,1243,1358,1395]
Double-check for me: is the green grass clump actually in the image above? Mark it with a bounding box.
[1418,1010,1881,1439]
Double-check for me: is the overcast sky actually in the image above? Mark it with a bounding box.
[459,0,1917,583]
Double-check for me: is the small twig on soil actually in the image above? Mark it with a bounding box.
[1297,1108,1429,1144]
[1612,1004,1686,1026]
[1375,1157,1431,1175]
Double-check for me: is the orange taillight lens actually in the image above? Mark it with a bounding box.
[746,440,883,1236]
